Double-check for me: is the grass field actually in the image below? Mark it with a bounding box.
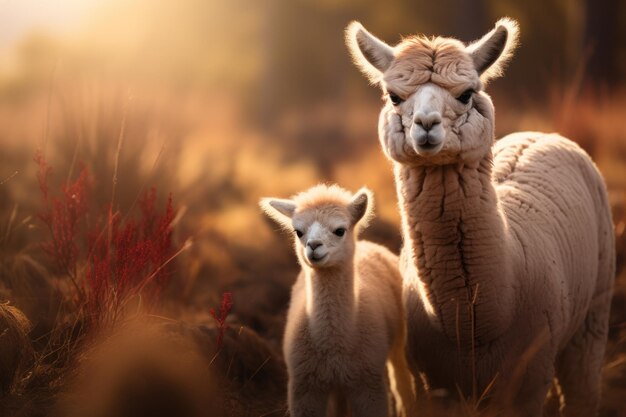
[0,80,624,416]
[0,1,625,414]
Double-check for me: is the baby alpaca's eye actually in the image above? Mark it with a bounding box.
[333,228,346,237]
[456,89,474,105]
[295,229,303,238]
[388,92,404,106]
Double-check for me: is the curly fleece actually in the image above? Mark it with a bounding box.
[348,18,615,417]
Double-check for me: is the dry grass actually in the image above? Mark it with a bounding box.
[0,303,32,397]
[0,76,625,416]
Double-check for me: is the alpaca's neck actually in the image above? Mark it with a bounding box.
[305,262,358,343]
[397,155,515,346]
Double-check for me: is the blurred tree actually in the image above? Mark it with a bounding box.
[583,0,621,85]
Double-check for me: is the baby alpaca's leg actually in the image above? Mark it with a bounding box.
[289,379,328,417]
[348,373,390,417]
[388,336,418,417]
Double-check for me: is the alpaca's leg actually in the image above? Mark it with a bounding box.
[289,379,328,417]
[556,298,611,417]
[348,374,390,417]
[388,337,418,417]
[511,381,553,417]
[501,345,555,417]
[326,390,350,417]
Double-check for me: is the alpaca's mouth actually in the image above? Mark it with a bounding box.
[414,140,444,157]
[418,140,439,150]
[410,128,444,157]
[306,252,327,264]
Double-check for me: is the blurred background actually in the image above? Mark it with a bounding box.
[0,0,625,415]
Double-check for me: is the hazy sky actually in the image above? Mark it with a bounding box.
[0,0,101,54]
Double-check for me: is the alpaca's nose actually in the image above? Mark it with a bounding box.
[413,111,442,131]
[307,240,323,250]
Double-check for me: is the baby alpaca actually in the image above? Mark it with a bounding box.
[260,184,414,417]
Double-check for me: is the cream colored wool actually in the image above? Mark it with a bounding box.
[261,185,415,417]
[346,18,615,417]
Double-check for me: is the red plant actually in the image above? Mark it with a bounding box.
[84,188,177,325]
[35,151,181,328]
[35,150,90,297]
[210,292,233,351]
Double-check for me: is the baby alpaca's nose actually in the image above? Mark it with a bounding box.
[307,240,323,250]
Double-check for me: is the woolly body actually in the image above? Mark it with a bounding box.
[261,185,414,416]
[347,18,615,416]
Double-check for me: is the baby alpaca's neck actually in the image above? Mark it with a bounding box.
[304,261,359,343]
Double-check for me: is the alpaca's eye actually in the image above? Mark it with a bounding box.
[333,228,346,237]
[457,89,474,105]
[295,229,303,238]
[388,92,403,106]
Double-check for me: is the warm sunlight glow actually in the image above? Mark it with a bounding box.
[0,0,103,51]
[0,2,624,415]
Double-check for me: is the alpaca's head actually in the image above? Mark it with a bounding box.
[346,18,519,165]
[260,184,374,269]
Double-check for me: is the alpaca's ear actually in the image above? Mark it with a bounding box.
[466,18,519,84]
[345,21,394,84]
[259,198,296,228]
[348,187,375,228]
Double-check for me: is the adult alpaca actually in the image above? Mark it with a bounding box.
[346,18,615,416]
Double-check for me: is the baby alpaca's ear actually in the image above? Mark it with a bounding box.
[466,17,519,84]
[348,187,375,228]
[345,21,394,84]
[259,198,296,228]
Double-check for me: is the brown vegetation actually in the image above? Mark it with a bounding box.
[0,1,625,416]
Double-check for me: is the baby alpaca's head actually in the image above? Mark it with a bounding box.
[260,185,374,269]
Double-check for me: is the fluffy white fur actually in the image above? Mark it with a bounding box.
[261,184,415,417]
[465,17,519,84]
[347,18,615,417]
[345,21,394,84]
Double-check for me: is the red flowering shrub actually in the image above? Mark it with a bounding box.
[35,151,180,329]
[210,292,233,351]
[35,152,90,298]
[84,188,177,326]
